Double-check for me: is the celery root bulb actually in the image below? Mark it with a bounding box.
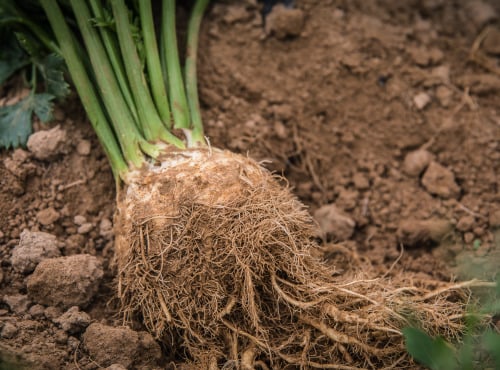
[115,148,467,368]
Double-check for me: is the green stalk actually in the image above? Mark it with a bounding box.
[162,0,191,131]
[39,0,128,181]
[88,0,139,124]
[111,0,184,148]
[138,0,172,128]
[69,0,154,167]
[185,0,210,146]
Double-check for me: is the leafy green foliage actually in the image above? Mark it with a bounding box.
[0,93,54,148]
[0,4,68,149]
[0,31,30,85]
[403,327,458,370]
[483,330,500,369]
[37,54,70,98]
[404,277,500,370]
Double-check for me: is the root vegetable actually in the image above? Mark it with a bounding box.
[3,0,494,368]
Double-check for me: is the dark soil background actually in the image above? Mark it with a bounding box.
[1,0,499,369]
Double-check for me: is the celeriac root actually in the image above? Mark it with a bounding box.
[114,148,478,369]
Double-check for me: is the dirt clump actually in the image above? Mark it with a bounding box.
[10,230,61,274]
[397,218,452,248]
[403,149,434,177]
[313,203,356,241]
[26,125,69,161]
[421,161,461,199]
[2,294,30,315]
[82,323,162,369]
[265,4,305,39]
[53,306,91,335]
[26,254,103,309]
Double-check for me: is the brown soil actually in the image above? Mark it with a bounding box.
[1,1,499,369]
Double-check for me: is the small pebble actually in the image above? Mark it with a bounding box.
[456,216,475,232]
[106,365,127,370]
[473,227,485,236]
[28,304,46,319]
[76,140,91,156]
[313,204,356,241]
[99,218,113,238]
[11,230,61,274]
[489,209,500,227]
[273,121,287,139]
[432,65,450,83]
[408,46,444,66]
[464,232,475,244]
[3,294,30,315]
[36,207,60,226]
[397,218,452,247]
[352,173,370,190]
[77,223,94,234]
[421,161,460,199]
[413,92,431,110]
[435,85,453,107]
[54,329,69,345]
[73,215,87,225]
[265,4,305,39]
[222,4,251,24]
[27,126,69,161]
[1,322,18,339]
[44,306,63,320]
[403,149,433,177]
[54,306,91,334]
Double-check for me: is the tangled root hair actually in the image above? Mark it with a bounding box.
[114,148,478,369]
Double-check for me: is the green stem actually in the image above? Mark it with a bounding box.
[162,0,191,131]
[30,63,37,93]
[39,0,128,181]
[88,0,139,124]
[138,0,172,128]
[69,0,148,168]
[111,0,184,148]
[185,0,210,146]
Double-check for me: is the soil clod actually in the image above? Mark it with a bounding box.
[26,254,103,309]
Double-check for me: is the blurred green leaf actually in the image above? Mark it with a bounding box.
[37,54,69,98]
[0,31,29,85]
[0,93,54,148]
[403,327,458,370]
[482,330,500,369]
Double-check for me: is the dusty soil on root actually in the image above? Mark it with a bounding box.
[1,0,499,369]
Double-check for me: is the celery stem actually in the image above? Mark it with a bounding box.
[185,0,210,146]
[138,0,172,128]
[88,0,140,125]
[39,0,128,180]
[69,0,146,168]
[162,0,191,130]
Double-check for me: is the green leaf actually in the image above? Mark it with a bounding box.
[0,31,29,85]
[38,54,70,98]
[32,93,54,122]
[482,330,500,369]
[403,327,458,370]
[0,93,54,149]
[14,30,45,59]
